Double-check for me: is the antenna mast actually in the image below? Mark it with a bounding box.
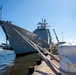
[0,5,2,20]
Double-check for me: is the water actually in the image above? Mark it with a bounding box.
[0,49,39,75]
[0,49,16,75]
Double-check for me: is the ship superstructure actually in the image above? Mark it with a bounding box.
[33,19,52,45]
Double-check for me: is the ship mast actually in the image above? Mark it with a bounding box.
[37,18,48,29]
[0,5,2,20]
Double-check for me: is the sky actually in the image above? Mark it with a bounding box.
[0,0,76,43]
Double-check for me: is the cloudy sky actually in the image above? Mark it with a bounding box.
[0,0,76,43]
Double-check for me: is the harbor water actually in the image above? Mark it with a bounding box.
[0,49,16,75]
[0,48,39,75]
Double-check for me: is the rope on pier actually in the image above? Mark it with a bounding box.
[13,28,60,75]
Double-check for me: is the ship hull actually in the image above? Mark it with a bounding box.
[0,21,49,54]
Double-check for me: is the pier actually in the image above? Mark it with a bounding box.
[32,55,60,75]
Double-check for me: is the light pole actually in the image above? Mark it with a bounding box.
[62,32,63,42]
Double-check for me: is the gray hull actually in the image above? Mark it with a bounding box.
[0,21,49,54]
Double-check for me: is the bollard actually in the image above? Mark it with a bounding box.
[36,59,41,65]
[44,53,48,56]
[28,66,34,74]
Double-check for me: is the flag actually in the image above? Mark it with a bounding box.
[0,5,2,9]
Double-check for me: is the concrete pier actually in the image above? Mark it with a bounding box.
[28,55,60,75]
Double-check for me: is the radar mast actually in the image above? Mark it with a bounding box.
[37,18,48,29]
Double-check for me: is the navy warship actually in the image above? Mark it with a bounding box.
[0,19,52,54]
